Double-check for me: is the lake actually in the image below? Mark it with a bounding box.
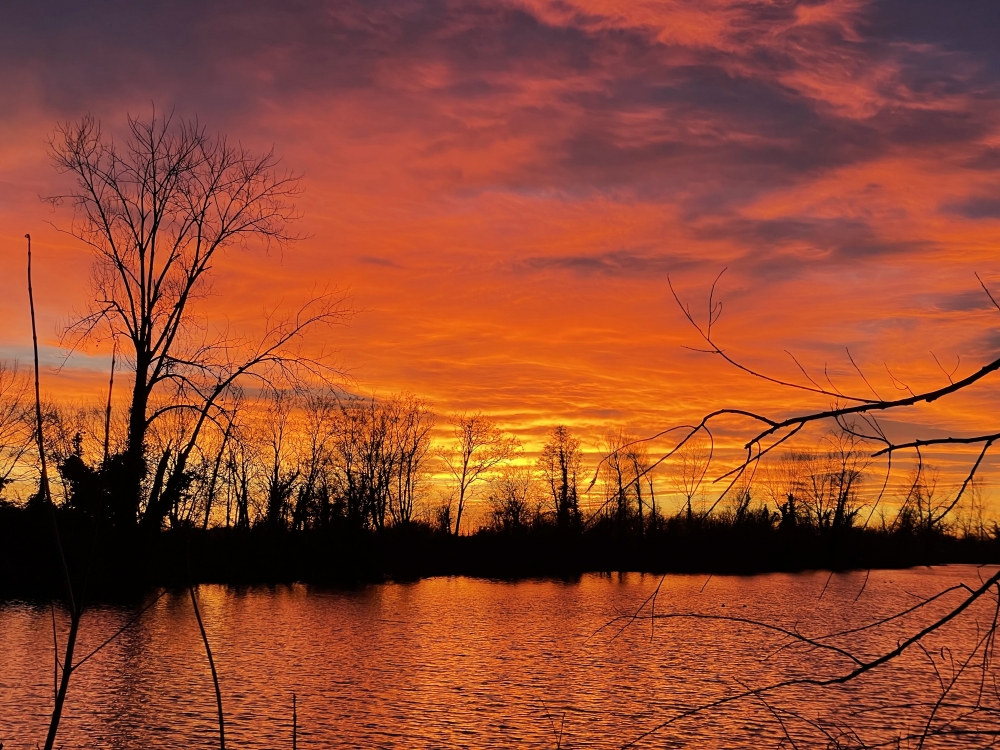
[3,566,998,748]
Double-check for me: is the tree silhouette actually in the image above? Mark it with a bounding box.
[670,428,711,522]
[48,112,343,529]
[440,412,518,536]
[485,463,537,532]
[0,363,32,498]
[538,425,582,529]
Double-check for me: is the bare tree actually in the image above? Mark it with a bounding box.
[139,293,347,531]
[664,269,999,520]
[955,476,991,541]
[722,471,756,525]
[322,393,433,531]
[331,395,396,530]
[761,450,810,529]
[389,394,435,526]
[897,460,949,536]
[223,415,258,530]
[538,425,582,529]
[292,390,338,530]
[259,390,300,530]
[670,428,711,521]
[600,428,634,533]
[440,412,518,536]
[49,111,315,527]
[485,463,537,532]
[625,436,654,535]
[197,407,237,529]
[0,363,34,499]
[818,429,868,531]
[594,428,658,536]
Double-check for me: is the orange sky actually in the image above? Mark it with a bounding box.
[3,0,1000,509]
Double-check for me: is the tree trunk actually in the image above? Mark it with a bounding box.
[558,459,569,528]
[141,447,173,531]
[635,478,644,537]
[122,360,150,528]
[454,484,467,536]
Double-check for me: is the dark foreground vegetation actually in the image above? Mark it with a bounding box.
[4,501,998,601]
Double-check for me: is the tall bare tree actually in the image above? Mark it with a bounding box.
[485,463,537,532]
[625,435,654,534]
[761,450,809,528]
[389,394,435,526]
[671,428,712,521]
[600,428,634,532]
[440,412,518,535]
[293,390,339,530]
[0,363,32,499]
[805,430,869,531]
[49,112,308,526]
[897,460,948,535]
[223,416,257,530]
[259,390,300,530]
[538,425,582,529]
[331,395,396,530]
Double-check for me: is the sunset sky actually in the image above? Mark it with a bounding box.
[4,1,1000,505]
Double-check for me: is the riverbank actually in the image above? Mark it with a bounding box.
[3,507,997,599]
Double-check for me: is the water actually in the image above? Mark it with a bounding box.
[3,567,999,749]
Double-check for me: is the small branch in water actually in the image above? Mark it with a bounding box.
[189,583,226,749]
[30,233,83,750]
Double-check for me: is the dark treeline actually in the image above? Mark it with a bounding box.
[2,365,998,598]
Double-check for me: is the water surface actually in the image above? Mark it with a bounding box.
[3,567,998,748]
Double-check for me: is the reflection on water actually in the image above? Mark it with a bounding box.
[1,567,998,748]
